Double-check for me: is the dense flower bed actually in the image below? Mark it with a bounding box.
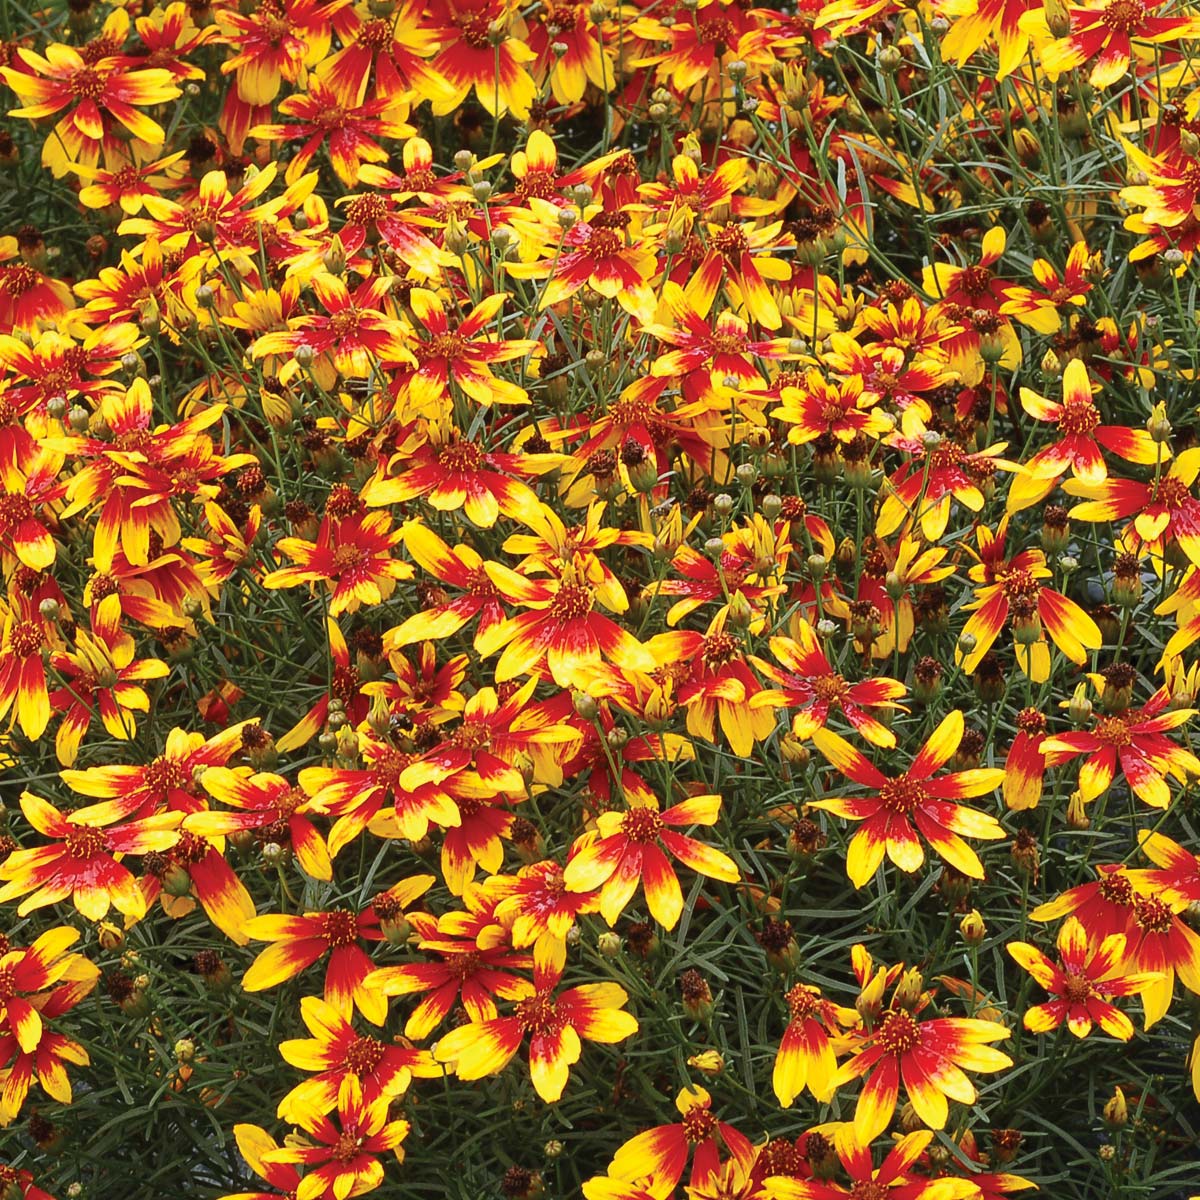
[2,0,1200,1197]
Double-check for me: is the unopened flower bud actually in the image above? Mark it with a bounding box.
[1103,1086,1128,1128]
[959,909,986,944]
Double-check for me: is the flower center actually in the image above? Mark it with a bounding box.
[681,1107,717,1144]
[584,228,622,258]
[785,983,820,1020]
[437,441,485,472]
[1102,0,1144,30]
[1153,476,1192,510]
[1061,968,1093,1005]
[1134,895,1173,934]
[875,1008,922,1054]
[64,825,107,858]
[1093,716,1133,747]
[548,583,593,622]
[322,909,359,946]
[811,674,849,705]
[69,66,107,100]
[331,1127,364,1162]
[619,806,664,843]
[701,632,740,667]
[958,265,994,298]
[346,194,388,224]
[331,545,367,573]
[9,620,44,657]
[515,990,563,1033]
[343,1036,387,1074]
[878,777,928,813]
[328,308,363,339]
[1058,398,1100,435]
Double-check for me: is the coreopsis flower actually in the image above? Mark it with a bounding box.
[1032,0,1200,87]
[810,710,1006,887]
[264,1074,408,1200]
[1065,447,1200,567]
[0,320,140,424]
[608,1085,755,1191]
[250,80,413,186]
[276,995,438,1123]
[46,594,170,765]
[408,678,578,792]
[999,241,1095,331]
[241,904,402,1024]
[366,896,533,1039]
[425,0,538,118]
[433,966,639,1103]
[833,982,1012,1141]
[0,237,75,332]
[750,621,907,749]
[1007,358,1161,511]
[771,370,893,446]
[0,975,96,1126]
[648,619,774,756]
[476,554,654,688]
[562,793,740,929]
[68,150,188,215]
[52,378,233,572]
[364,641,469,729]
[318,3,453,106]
[217,0,341,105]
[334,190,447,280]
[822,335,954,423]
[1040,681,1200,808]
[876,434,1016,541]
[680,219,793,331]
[639,152,771,223]
[526,0,617,102]
[488,859,601,973]
[506,201,659,323]
[0,927,98,1058]
[643,282,789,404]
[119,165,315,264]
[361,421,543,527]
[183,501,263,589]
[1008,916,1158,1040]
[1029,866,1200,1027]
[391,288,540,417]
[955,518,1102,682]
[656,513,789,629]
[192,767,332,881]
[301,735,460,856]
[263,509,413,616]
[252,273,412,387]
[772,984,857,1107]
[1,44,180,171]
[632,0,776,91]
[0,466,63,573]
[763,1128,973,1200]
[58,722,251,821]
[1121,141,1200,261]
[0,791,179,921]
[73,237,170,326]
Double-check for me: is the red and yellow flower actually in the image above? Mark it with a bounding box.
[811,711,1006,887]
